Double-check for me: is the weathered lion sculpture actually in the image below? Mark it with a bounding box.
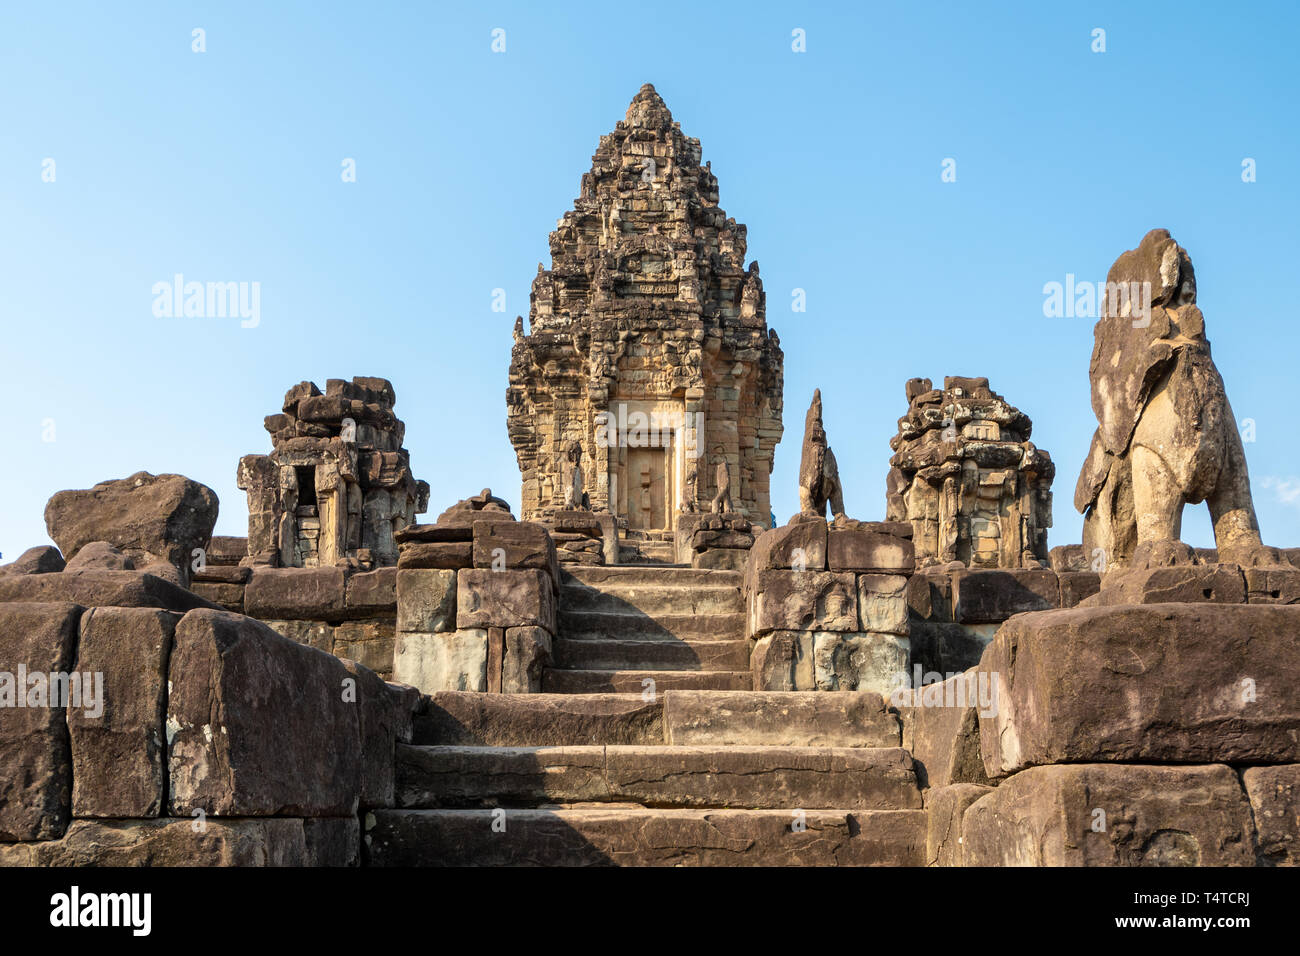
[1075,229,1276,569]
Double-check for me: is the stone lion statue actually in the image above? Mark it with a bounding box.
[1075,229,1276,569]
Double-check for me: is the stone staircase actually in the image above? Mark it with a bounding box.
[543,565,752,693]
[366,690,926,865]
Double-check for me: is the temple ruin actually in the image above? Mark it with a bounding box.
[2,89,1298,874]
[506,84,784,537]
[886,376,1054,569]
[237,376,429,569]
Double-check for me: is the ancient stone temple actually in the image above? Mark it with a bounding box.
[238,377,429,568]
[886,376,1054,568]
[506,84,784,534]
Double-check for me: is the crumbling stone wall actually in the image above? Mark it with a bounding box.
[239,377,429,569]
[507,85,783,530]
[887,376,1053,569]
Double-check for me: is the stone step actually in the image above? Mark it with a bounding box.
[558,610,745,642]
[552,637,750,671]
[543,668,752,694]
[562,565,742,589]
[366,808,927,866]
[413,692,662,746]
[395,744,922,811]
[618,541,677,565]
[560,583,743,617]
[413,690,904,749]
[662,691,903,748]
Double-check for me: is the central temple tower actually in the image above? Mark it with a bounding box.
[507,84,784,532]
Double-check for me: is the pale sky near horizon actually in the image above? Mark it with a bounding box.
[3,1,1299,560]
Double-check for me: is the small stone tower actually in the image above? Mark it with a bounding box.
[238,376,429,568]
[506,84,784,532]
[886,376,1054,568]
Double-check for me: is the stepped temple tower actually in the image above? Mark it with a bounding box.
[507,84,784,533]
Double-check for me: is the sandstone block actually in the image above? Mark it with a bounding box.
[857,573,909,635]
[392,629,488,693]
[663,690,900,747]
[1090,564,1247,606]
[473,521,558,584]
[0,602,81,840]
[0,818,313,867]
[692,548,747,572]
[907,567,953,622]
[1244,566,1300,605]
[344,566,397,613]
[64,541,134,571]
[415,691,663,746]
[0,545,64,575]
[69,607,181,818]
[332,620,396,677]
[0,569,218,613]
[750,631,814,691]
[926,783,993,866]
[978,604,1300,776]
[167,609,362,816]
[191,581,244,613]
[1243,765,1300,866]
[396,541,473,570]
[456,568,555,632]
[899,670,994,790]
[366,807,926,866]
[1057,570,1101,607]
[961,764,1255,866]
[812,632,909,694]
[753,570,857,635]
[44,471,218,585]
[828,529,915,573]
[339,659,412,810]
[502,625,552,693]
[244,566,346,620]
[396,569,457,633]
[747,520,827,581]
[263,619,333,653]
[952,568,1059,623]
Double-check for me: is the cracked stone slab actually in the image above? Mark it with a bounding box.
[365,808,926,866]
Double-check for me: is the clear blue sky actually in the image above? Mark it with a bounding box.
[3,0,1298,559]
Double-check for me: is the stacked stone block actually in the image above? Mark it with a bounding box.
[238,377,429,569]
[392,507,559,695]
[744,517,914,694]
[546,510,618,566]
[0,551,418,866]
[913,596,1300,866]
[675,513,754,571]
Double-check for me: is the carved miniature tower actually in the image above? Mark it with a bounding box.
[506,84,784,533]
[886,376,1054,568]
[238,377,429,568]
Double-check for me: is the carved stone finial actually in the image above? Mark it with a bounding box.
[798,390,845,520]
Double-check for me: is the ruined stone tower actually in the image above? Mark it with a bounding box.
[886,376,1054,568]
[506,84,784,533]
[238,376,429,568]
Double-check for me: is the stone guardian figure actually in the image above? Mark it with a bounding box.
[1075,229,1276,569]
[562,440,589,511]
[799,389,845,520]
